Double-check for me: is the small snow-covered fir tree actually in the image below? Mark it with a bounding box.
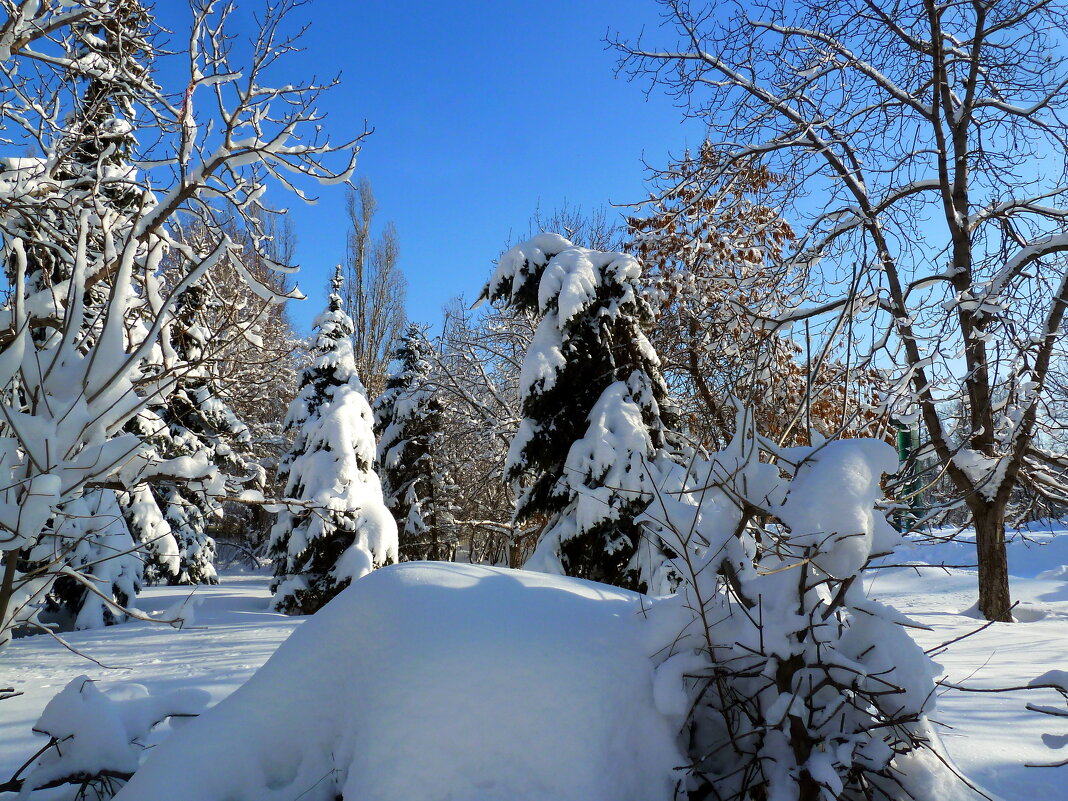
[480,234,678,593]
[38,490,144,629]
[373,323,455,561]
[269,267,398,615]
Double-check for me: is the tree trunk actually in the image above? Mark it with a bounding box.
[974,503,1012,622]
[0,550,19,640]
[509,527,524,570]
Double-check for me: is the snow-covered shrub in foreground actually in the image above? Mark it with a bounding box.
[643,418,977,800]
[111,563,682,801]
[5,675,207,797]
[104,425,981,801]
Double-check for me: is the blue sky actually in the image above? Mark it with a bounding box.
[161,0,705,333]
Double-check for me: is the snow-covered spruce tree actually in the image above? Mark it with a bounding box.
[7,0,151,306]
[269,268,398,615]
[373,323,455,561]
[479,233,678,593]
[58,1,149,213]
[116,474,179,586]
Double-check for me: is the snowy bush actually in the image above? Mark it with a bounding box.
[101,552,979,801]
[2,675,207,798]
[36,490,144,630]
[643,414,957,800]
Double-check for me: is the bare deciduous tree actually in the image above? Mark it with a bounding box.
[0,0,362,642]
[628,144,884,450]
[527,200,623,252]
[173,211,302,433]
[430,298,530,566]
[342,177,406,398]
[616,0,1068,620]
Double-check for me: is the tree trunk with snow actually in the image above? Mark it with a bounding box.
[972,501,1011,622]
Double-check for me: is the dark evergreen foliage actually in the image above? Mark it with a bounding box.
[373,324,455,561]
[481,235,678,592]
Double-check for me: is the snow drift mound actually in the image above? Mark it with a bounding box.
[113,562,682,801]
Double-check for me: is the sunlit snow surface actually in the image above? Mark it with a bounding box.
[0,575,300,764]
[100,564,678,801]
[4,532,1068,800]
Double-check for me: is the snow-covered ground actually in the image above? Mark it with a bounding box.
[0,574,302,784]
[865,523,1068,800]
[4,528,1068,800]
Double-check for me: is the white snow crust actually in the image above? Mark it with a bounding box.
[10,534,1068,801]
[112,563,682,801]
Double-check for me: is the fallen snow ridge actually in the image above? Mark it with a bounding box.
[111,562,683,801]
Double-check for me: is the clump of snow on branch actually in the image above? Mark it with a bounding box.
[12,675,207,796]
